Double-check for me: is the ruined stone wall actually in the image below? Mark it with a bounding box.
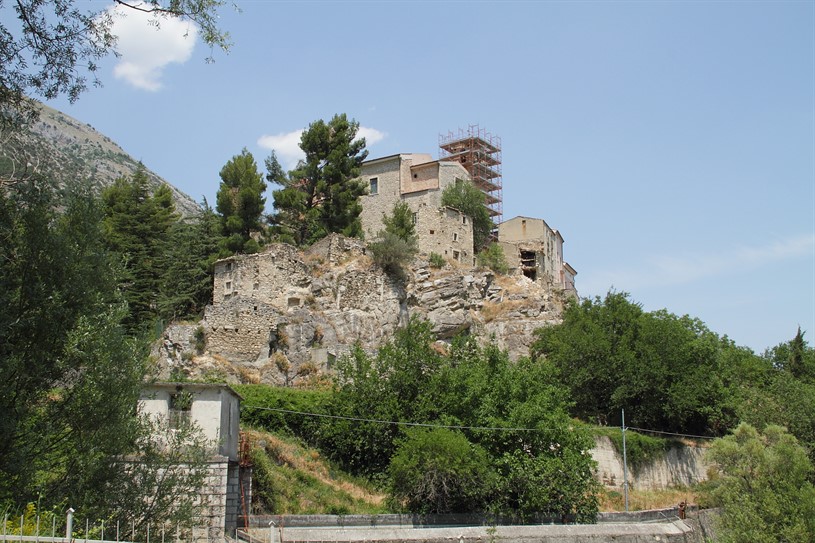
[213,244,310,308]
[157,237,568,384]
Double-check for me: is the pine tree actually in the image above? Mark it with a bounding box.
[270,114,368,246]
[101,165,179,331]
[216,148,267,254]
[157,201,223,321]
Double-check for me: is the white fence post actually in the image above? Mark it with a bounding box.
[65,508,75,540]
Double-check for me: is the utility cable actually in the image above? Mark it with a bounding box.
[243,404,720,441]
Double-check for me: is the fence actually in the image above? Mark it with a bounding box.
[0,509,239,543]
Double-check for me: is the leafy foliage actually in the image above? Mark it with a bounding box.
[477,242,509,274]
[269,114,368,246]
[389,428,495,514]
[314,319,599,519]
[702,424,815,542]
[381,201,416,243]
[216,148,267,254]
[441,180,493,252]
[532,290,743,435]
[429,252,445,268]
[156,202,223,321]
[369,202,418,278]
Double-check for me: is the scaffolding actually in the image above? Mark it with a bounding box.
[439,125,503,224]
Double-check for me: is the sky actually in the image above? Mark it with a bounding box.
[43,0,814,354]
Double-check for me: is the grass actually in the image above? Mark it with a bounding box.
[245,429,386,515]
[598,487,698,512]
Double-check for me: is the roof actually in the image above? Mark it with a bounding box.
[142,381,244,401]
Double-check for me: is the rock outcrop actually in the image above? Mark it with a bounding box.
[154,235,568,385]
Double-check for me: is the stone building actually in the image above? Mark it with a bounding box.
[139,382,250,537]
[359,153,475,264]
[498,216,578,297]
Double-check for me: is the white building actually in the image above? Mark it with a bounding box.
[139,383,249,537]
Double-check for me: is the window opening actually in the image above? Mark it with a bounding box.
[169,389,193,429]
[369,177,378,195]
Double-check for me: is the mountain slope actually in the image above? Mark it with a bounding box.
[0,103,200,216]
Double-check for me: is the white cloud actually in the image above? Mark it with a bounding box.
[257,129,305,170]
[580,233,815,295]
[357,126,386,146]
[107,3,198,91]
[257,126,386,170]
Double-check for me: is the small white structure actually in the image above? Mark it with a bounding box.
[139,383,249,537]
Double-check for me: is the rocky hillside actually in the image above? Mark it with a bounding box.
[154,234,569,385]
[0,103,200,216]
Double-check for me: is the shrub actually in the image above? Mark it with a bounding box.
[193,326,206,354]
[477,243,509,274]
[429,252,445,269]
[389,428,495,514]
[368,231,416,278]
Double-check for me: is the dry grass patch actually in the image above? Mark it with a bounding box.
[598,487,698,512]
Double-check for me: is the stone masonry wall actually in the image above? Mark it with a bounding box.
[359,156,405,240]
[158,237,569,385]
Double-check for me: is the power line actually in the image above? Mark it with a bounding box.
[626,426,717,441]
[242,404,571,433]
[242,404,720,441]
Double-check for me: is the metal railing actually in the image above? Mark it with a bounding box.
[1,510,233,543]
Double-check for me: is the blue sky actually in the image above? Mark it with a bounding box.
[46,0,814,353]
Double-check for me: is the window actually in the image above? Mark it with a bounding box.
[453,250,460,261]
[169,390,193,429]
[453,233,458,242]
[412,212,418,225]
[429,230,435,235]
[462,216,467,225]
[225,281,232,291]
[369,177,378,195]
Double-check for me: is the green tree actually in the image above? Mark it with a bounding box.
[441,180,493,252]
[369,202,418,278]
[323,319,599,520]
[382,201,416,243]
[477,242,509,274]
[101,166,179,331]
[0,0,230,128]
[157,201,223,321]
[389,428,495,514]
[532,290,739,435]
[0,177,144,510]
[216,148,267,254]
[270,114,368,246]
[703,424,815,542]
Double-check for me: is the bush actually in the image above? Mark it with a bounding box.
[429,252,445,269]
[389,428,495,514]
[234,384,331,443]
[368,231,416,278]
[477,243,509,274]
